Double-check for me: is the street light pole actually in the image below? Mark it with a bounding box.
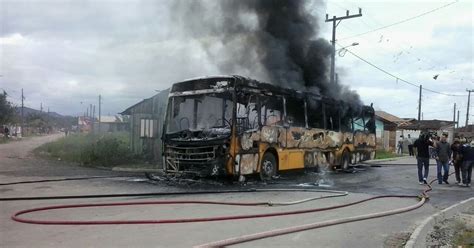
[336,42,359,57]
[326,8,362,84]
[21,88,24,137]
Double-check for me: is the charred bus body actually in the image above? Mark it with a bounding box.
[163,76,376,179]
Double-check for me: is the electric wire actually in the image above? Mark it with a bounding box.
[335,0,471,84]
[338,0,459,41]
[339,45,467,97]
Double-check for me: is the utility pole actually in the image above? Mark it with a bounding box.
[418,85,422,121]
[466,89,473,127]
[457,110,460,128]
[326,8,362,85]
[92,105,96,133]
[453,103,456,123]
[21,89,24,137]
[453,103,457,135]
[40,102,43,112]
[98,95,102,133]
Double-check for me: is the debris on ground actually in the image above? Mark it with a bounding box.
[383,232,411,248]
[426,206,474,247]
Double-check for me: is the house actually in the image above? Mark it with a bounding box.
[120,89,169,163]
[92,115,129,133]
[78,116,93,132]
[455,125,474,139]
[375,110,407,151]
[398,119,456,143]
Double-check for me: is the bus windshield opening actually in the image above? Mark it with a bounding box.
[166,93,233,138]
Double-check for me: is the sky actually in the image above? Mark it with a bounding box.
[0,0,473,125]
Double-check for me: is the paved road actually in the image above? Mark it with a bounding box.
[0,135,472,247]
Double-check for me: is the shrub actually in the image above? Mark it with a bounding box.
[36,132,134,167]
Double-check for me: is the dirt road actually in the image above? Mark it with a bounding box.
[0,135,472,247]
[0,134,62,160]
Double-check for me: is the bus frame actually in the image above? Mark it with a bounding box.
[162,75,376,180]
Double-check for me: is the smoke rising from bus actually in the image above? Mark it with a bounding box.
[173,0,362,108]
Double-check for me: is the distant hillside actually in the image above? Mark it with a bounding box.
[14,106,65,118]
[13,106,76,128]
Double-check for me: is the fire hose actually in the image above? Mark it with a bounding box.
[5,175,445,247]
[197,178,437,247]
[0,175,133,186]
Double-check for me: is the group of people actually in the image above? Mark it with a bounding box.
[414,132,472,187]
[397,134,416,156]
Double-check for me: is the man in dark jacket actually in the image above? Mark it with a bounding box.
[435,134,451,184]
[459,140,474,187]
[413,133,434,184]
[451,138,463,185]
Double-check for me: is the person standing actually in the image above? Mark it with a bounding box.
[414,133,434,184]
[459,140,474,187]
[451,137,463,185]
[435,134,451,184]
[397,135,404,154]
[4,126,9,139]
[407,134,415,156]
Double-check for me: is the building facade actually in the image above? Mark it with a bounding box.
[121,89,169,164]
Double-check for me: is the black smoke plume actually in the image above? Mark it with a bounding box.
[173,0,361,106]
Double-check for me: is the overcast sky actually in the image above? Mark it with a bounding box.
[0,0,472,125]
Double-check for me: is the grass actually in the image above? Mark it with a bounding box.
[454,229,474,247]
[375,149,402,160]
[35,132,135,167]
[0,136,25,144]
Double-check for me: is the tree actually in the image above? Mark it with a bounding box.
[0,91,15,125]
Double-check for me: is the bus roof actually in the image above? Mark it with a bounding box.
[171,75,321,98]
[170,75,373,113]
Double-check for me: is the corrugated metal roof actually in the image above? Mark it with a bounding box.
[375,110,405,123]
[398,120,456,130]
[99,115,123,123]
[121,89,169,115]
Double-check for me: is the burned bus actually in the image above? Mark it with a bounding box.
[162,75,376,180]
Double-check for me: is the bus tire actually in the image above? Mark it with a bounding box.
[260,152,277,181]
[341,150,351,170]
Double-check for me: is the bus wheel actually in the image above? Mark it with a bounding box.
[341,151,351,170]
[260,152,277,181]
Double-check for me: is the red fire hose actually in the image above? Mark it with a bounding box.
[197,177,439,247]
[8,176,445,247]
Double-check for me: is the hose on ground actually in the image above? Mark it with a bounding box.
[1,188,343,202]
[11,189,349,225]
[196,197,426,248]
[195,172,451,247]
[0,176,134,186]
[7,172,452,247]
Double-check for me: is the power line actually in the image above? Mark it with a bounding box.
[332,1,471,84]
[338,0,458,41]
[339,45,467,97]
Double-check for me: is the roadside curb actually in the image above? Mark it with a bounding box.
[365,156,407,163]
[404,197,474,248]
[111,167,163,173]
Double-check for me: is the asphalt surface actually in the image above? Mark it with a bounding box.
[0,134,472,247]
